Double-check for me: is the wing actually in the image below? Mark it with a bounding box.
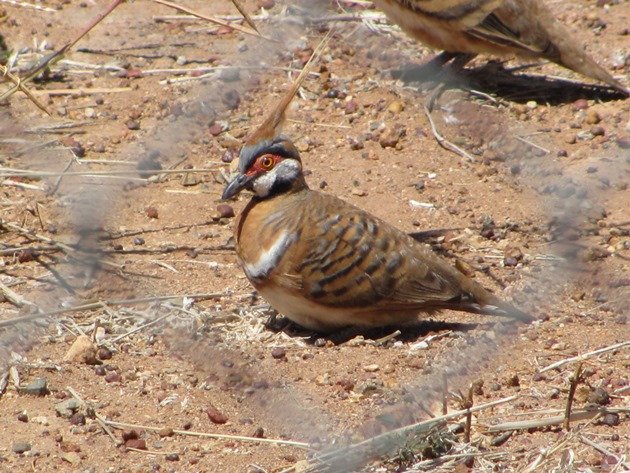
[285,193,470,311]
[397,0,504,27]
[467,0,559,58]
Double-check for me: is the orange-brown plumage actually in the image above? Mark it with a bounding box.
[222,34,534,333]
[232,186,532,332]
[373,0,627,93]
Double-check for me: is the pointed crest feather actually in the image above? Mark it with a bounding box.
[245,32,333,146]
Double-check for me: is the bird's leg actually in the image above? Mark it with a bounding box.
[425,52,477,111]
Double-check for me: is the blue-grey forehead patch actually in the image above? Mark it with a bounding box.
[237,135,300,173]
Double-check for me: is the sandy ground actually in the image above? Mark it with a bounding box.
[0,1,628,472]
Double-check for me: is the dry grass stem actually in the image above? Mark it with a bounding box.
[0,0,55,11]
[104,419,311,448]
[564,363,583,431]
[485,406,628,432]
[423,106,476,161]
[463,386,474,443]
[539,341,630,373]
[125,447,179,455]
[152,0,264,39]
[0,219,121,271]
[0,0,125,102]
[0,292,229,328]
[0,64,51,115]
[515,135,550,155]
[67,386,123,446]
[31,87,132,96]
[107,313,174,344]
[0,280,32,307]
[579,435,630,470]
[308,395,517,471]
[0,167,222,178]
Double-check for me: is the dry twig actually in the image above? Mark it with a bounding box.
[422,106,476,162]
[152,0,264,38]
[0,292,228,328]
[539,341,630,373]
[104,419,310,448]
[0,0,125,102]
[67,386,122,446]
[579,435,630,470]
[484,406,628,433]
[564,363,583,431]
[0,64,50,114]
[306,395,517,472]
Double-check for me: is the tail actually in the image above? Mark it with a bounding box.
[538,6,629,95]
[467,295,535,323]
[445,280,536,323]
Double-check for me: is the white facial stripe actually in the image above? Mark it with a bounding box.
[243,230,297,280]
[251,160,301,197]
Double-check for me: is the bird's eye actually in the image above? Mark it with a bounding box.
[259,155,274,170]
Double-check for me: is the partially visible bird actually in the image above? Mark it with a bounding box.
[222,36,534,333]
[372,0,628,94]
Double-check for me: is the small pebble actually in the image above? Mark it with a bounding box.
[122,430,139,441]
[166,453,180,462]
[97,347,113,360]
[158,427,174,437]
[590,125,605,136]
[69,413,86,426]
[17,412,28,422]
[387,100,404,113]
[63,335,98,365]
[132,237,145,246]
[206,404,228,424]
[344,100,358,114]
[506,374,520,387]
[146,207,158,219]
[363,364,380,372]
[104,372,122,383]
[125,439,146,450]
[600,413,620,427]
[573,99,589,110]
[208,123,224,136]
[271,347,286,359]
[55,399,80,418]
[217,204,235,218]
[22,378,49,396]
[616,135,630,149]
[222,89,240,110]
[12,442,31,454]
[585,110,601,124]
[218,67,240,82]
[125,120,140,130]
[588,387,610,405]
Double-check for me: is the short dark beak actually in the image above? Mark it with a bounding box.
[222,173,253,200]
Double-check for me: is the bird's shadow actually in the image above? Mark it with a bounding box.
[389,60,626,104]
[265,313,490,345]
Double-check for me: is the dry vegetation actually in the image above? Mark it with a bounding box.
[0,0,628,472]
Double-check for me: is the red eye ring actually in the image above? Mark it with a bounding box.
[259,155,274,170]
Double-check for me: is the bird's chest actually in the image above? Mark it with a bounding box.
[234,198,299,286]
